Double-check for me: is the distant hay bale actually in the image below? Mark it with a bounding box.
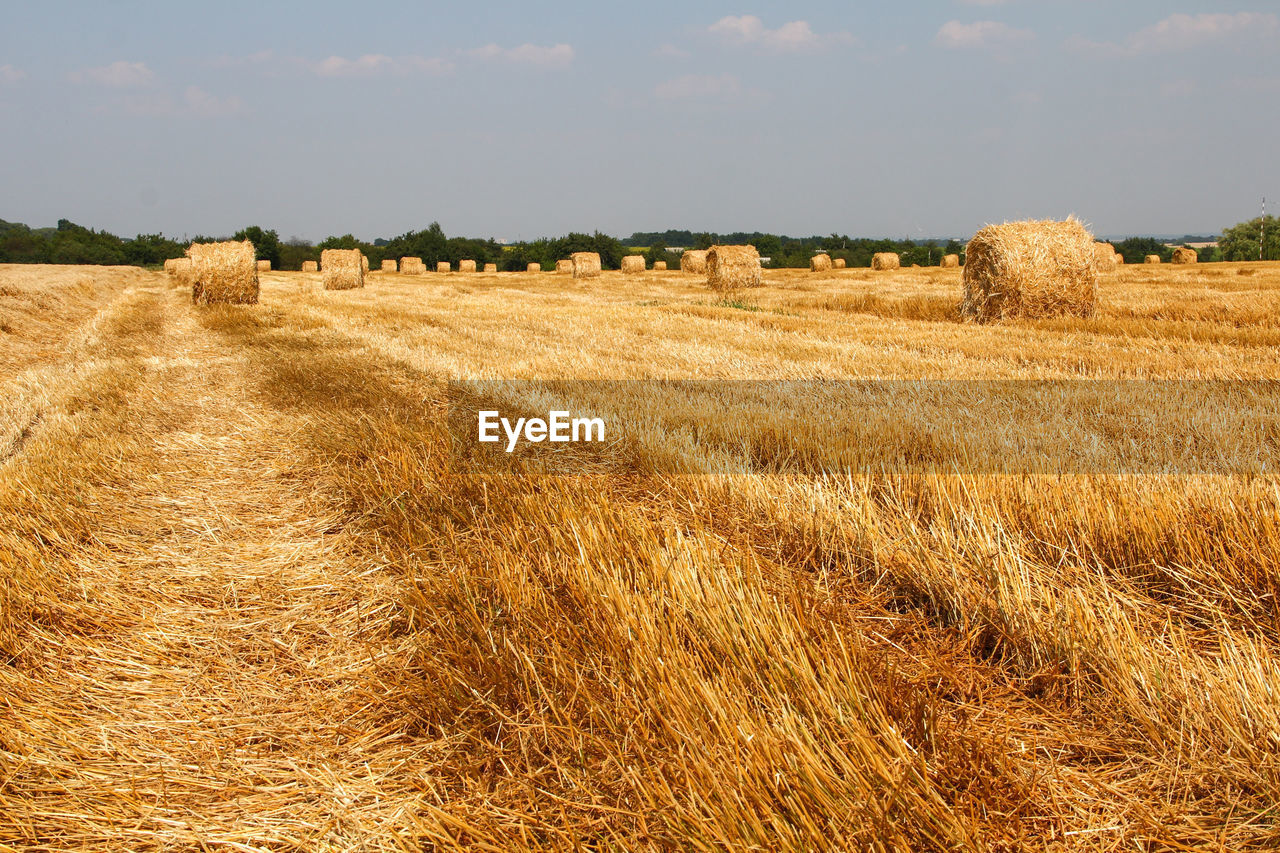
[361,255,369,274]
[941,254,961,268]
[256,260,271,272]
[1145,255,1162,264]
[654,261,667,271]
[1094,242,1119,273]
[556,259,573,273]
[302,260,319,272]
[960,217,1097,322]
[459,260,477,273]
[164,258,178,273]
[707,244,762,291]
[872,253,901,271]
[833,258,847,269]
[484,263,497,273]
[681,250,708,274]
[572,252,602,279]
[437,261,451,273]
[1115,254,1125,265]
[321,248,365,291]
[527,263,541,273]
[811,253,832,272]
[401,257,425,274]
[382,259,398,272]
[171,258,193,283]
[188,240,259,305]
[1172,247,1198,265]
[621,255,646,274]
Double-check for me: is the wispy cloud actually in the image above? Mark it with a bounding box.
[71,60,155,87]
[465,43,574,68]
[935,20,1034,50]
[1072,12,1279,57]
[708,15,853,53]
[0,64,25,85]
[309,54,456,77]
[654,73,741,100]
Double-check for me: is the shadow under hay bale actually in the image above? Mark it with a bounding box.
[572,252,602,279]
[189,240,259,305]
[681,250,708,274]
[321,249,364,291]
[960,218,1098,322]
[811,253,832,272]
[621,255,646,274]
[872,253,900,271]
[707,245,761,291]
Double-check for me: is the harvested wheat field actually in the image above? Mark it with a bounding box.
[3,259,1280,851]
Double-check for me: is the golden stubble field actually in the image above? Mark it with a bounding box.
[2,260,1279,851]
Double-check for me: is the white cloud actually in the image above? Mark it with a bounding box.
[309,53,454,77]
[1081,12,1280,56]
[182,86,243,117]
[0,64,24,85]
[708,15,853,53]
[72,60,155,87]
[935,20,1034,49]
[654,73,741,100]
[465,43,574,68]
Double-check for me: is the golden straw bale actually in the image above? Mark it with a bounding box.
[321,248,365,291]
[459,260,477,273]
[172,258,193,284]
[484,263,497,273]
[1094,242,1119,273]
[621,255,646,274]
[302,260,319,272]
[401,257,425,274]
[654,261,668,271]
[960,217,1098,321]
[681,250,708,274]
[437,261,451,273]
[810,253,832,272]
[871,253,901,271]
[527,263,541,273]
[833,258,847,269]
[555,260,573,273]
[188,240,259,305]
[1172,247,1198,265]
[707,244,762,291]
[361,255,369,274]
[163,258,178,273]
[382,260,398,272]
[572,252,602,279]
[256,260,271,272]
[941,254,961,268]
[1145,255,1162,264]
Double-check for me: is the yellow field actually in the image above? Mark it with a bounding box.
[2,261,1279,850]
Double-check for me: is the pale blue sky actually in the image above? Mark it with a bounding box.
[0,2,1276,241]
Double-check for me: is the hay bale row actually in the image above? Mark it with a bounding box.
[1172,247,1198,265]
[188,240,259,305]
[527,263,541,273]
[941,254,961,269]
[810,253,832,272]
[871,253,900,271]
[707,245,761,291]
[681,250,708,274]
[621,255,646,274]
[1145,255,1162,265]
[555,259,573,273]
[654,261,668,271]
[572,252,602,279]
[322,248,365,291]
[960,217,1097,322]
[302,260,319,272]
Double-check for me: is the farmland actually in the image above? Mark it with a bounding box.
[2,260,1280,850]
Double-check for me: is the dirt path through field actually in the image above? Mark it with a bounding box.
[1,276,434,851]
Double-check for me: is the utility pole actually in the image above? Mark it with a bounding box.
[1262,197,1267,262]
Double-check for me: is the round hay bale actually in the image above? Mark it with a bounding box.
[164,258,179,273]
[459,260,477,273]
[653,261,668,271]
[1094,242,1119,273]
[1172,247,1198,265]
[871,253,901,271]
[621,255,646,274]
[321,248,365,291]
[361,255,369,274]
[527,263,541,273]
[188,240,259,305]
[401,257,425,274]
[1145,255,1162,265]
[555,259,573,273]
[833,258,847,269]
[484,263,497,273]
[437,261,451,273]
[707,244,762,291]
[941,254,961,269]
[572,252,602,279]
[960,218,1098,321]
[172,257,193,285]
[302,260,319,272]
[256,260,271,272]
[681,250,708,274]
[382,259,398,272]
[810,253,832,272]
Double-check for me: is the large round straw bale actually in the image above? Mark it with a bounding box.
[707,244,761,291]
[527,263,541,273]
[1172,247,1198,265]
[321,248,365,290]
[188,240,259,305]
[1094,242,1119,273]
[572,252,602,279]
[653,261,668,271]
[871,253,901,271]
[484,263,497,273]
[1145,255,1161,265]
[681,250,708,274]
[960,218,1098,321]
[302,260,319,272]
[941,254,961,268]
[621,255,646,274]
[459,260,477,273]
[555,259,572,273]
[256,260,271,272]
[437,261,451,273]
[833,258,847,269]
[810,253,832,272]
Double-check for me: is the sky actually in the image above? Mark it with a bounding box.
[0,1,1277,242]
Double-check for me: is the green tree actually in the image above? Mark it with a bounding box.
[1219,216,1280,262]
[234,226,282,268]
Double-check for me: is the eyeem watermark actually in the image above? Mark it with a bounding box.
[478,410,606,453]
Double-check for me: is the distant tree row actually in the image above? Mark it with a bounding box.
[627,230,968,268]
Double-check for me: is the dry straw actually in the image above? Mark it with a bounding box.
[302,260,319,272]
[527,263,542,273]
[621,255,646,274]
[321,248,365,291]
[833,258,847,269]
[811,253,832,272]
[401,257,425,275]
[163,258,179,273]
[572,252,602,279]
[256,260,271,272]
[187,240,259,305]
[382,260,398,273]
[1094,242,1119,273]
[171,258,193,284]
[681,250,708,274]
[484,263,497,273]
[555,259,573,273]
[960,217,1098,321]
[1145,255,1162,264]
[437,261,451,273]
[459,260,477,273]
[941,254,961,268]
[707,244,762,291]
[361,255,369,274]
[654,261,668,271]
[872,253,901,271]
[1172,247,1198,265]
